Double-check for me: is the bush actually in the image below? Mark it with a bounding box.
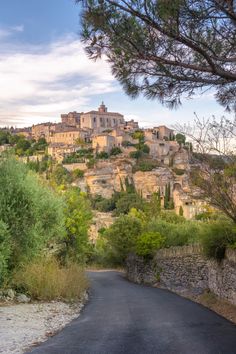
[136,231,165,258]
[200,221,236,260]
[96,151,109,159]
[115,192,145,215]
[147,218,200,247]
[132,160,159,172]
[62,188,93,264]
[110,147,122,155]
[0,158,65,269]
[129,150,142,159]
[72,169,84,179]
[105,215,142,263]
[0,220,11,285]
[51,164,72,185]
[13,258,89,301]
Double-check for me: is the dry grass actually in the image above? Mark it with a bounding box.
[13,258,89,301]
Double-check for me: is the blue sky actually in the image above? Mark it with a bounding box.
[0,0,233,128]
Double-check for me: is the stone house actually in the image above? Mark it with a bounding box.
[61,111,81,127]
[80,102,125,133]
[153,125,174,140]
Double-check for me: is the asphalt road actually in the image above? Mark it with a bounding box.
[28,271,236,354]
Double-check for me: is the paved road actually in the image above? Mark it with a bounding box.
[28,271,236,354]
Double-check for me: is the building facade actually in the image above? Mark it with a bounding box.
[80,103,125,133]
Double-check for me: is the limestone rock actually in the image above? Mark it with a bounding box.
[16,294,31,303]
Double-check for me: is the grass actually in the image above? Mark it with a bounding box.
[12,258,89,301]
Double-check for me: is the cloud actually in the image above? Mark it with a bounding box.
[0,25,24,40]
[0,34,118,127]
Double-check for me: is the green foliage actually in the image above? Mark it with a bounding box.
[141,144,150,154]
[136,231,165,258]
[104,215,142,263]
[164,183,174,209]
[63,148,94,164]
[175,133,186,145]
[147,217,200,248]
[90,194,117,212]
[200,221,236,260]
[131,131,144,141]
[72,168,84,179]
[129,150,142,159]
[0,158,65,269]
[115,192,145,215]
[0,221,11,285]
[51,164,72,185]
[62,188,93,263]
[96,151,109,159]
[132,159,159,172]
[0,130,10,145]
[110,146,122,155]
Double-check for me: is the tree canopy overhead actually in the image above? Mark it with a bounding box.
[78,0,236,111]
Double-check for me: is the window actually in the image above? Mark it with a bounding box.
[94,117,96,122]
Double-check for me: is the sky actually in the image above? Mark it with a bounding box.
[0,0,233,128]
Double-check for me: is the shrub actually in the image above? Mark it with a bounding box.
[62,188,93,264]
[110,147,122,155]
[105,215,142,263]
[147,218,200,247]
[96,151,109,159]
[136,231,165,258]
[200,221,236,260]
[51,164,72,185]
[72,169,84,179]
[129,150,142,159]
[12,258,89,301]
[0,158,65,269]
[132,160,159,172]
[141,144,150,154]
[0,220,11,285]
[115,192,145,215]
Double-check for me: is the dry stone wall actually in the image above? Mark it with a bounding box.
[126,245,236,306]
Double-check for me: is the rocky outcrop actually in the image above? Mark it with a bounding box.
[133,167,173,198]
[84,158,134,198]
[126,246,236,306]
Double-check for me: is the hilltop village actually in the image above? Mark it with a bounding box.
[0,102,204,219]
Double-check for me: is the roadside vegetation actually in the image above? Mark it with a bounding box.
[0,157,92,301]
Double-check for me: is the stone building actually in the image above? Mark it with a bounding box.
[123,119,139,132]
[153,125,174,140]
[61,111,81,127]
[92,134,116,154]
[32,123,55,141]
[80,102,125,133]
[47,143,79,162]
[49,129,91,145]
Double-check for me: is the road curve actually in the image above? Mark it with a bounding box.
[28,271,236,354]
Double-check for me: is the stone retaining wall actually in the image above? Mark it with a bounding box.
[126,246,236,305]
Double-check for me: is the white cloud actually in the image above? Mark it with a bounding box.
[0,34,118,127]
[0,25,24,39]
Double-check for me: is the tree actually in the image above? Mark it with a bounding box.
[62,188,93,263]
[0,158,65,269]
[78,0,236,111]
[104,215,142,263]
[175,116,236,223]
[175,133,186,146]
